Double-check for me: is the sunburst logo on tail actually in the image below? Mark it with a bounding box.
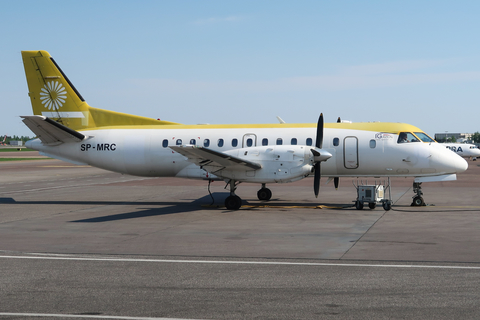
[40,81,67,110]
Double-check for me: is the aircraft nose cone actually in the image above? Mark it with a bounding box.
[444,149,468,173]
[431,144,468,174]
[455,156,468,173]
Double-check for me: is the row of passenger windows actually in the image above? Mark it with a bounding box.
[162,137,346,148]
[162,138,320,148]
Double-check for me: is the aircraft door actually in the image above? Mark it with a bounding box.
[344,136,359,169]
[242,134,257,147]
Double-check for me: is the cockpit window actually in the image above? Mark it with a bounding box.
[397,132,420,143]
[414,132,435,142]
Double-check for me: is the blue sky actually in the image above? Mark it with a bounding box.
[1,0,479,137]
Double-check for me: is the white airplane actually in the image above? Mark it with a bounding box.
[20,51,468,210]
[442,143,480,160]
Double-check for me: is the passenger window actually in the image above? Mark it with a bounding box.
[204,139,210,147]
[246,138,253,147]
[333,138,339,146]
[232,138,238,147]
[291,138,297,145]
[370,139,376,148]
[276,138,283,145]
[190,139,196,145]
[262,138,268,146]
[306,138,313,146]
[218,139,224,147]
[162,139,168,148]
[176,139,182,146]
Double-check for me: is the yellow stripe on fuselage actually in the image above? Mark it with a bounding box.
[80,122,423,133]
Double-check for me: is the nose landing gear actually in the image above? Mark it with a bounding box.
[411,182,425,206]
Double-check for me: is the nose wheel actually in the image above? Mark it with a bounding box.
[412,195,425,206]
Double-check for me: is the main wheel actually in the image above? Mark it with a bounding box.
[412,196,425,207]
[368,202,376,209]
[355,200,364,210]
[225,195,242,210]
[257,188,272,201]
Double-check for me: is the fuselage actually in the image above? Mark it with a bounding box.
[26,122,468,182]
[442,143,480,158]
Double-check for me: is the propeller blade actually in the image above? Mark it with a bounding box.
[314,113,324,198]
[334,177,339,189]
[316,113,323,149]
[314,162,321,198]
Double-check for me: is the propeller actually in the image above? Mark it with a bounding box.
[311,113,333,197]
[313,114,324,198]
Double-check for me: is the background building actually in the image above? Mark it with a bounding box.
[434,133,472,143]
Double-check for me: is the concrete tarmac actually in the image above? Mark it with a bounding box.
[1,154,480,319]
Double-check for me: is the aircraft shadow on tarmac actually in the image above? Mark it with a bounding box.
[0,192,358,223]
[0,193,228,222]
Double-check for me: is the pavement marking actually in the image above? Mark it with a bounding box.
[40,165,91,167]
[0,177,155,195]
[1,254,480,270]
[0,313,198,320]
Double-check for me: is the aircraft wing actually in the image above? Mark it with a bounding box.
[170,145,262,171]
[21,115,85,145]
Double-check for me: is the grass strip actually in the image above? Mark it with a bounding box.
[0,158,49,162]
[0,148,35,152]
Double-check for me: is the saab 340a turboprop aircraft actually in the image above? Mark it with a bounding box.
[20,50,468,210]
[443,143,480,160]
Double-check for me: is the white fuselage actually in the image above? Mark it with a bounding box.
[442,143,480,159]
[26,126,468,183]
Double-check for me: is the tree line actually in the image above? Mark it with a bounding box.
[471,132,480,143]
[1,135,34,144]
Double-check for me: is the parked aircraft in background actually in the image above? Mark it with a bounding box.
[20,51,468,210]
[0,135,7,145]
[442,143,480,160]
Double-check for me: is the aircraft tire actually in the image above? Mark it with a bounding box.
[225,195,242,210]
[412,196,425,207]
[257,188,272,201]
[368,202,376,209]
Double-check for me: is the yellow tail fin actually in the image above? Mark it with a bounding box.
[22,50,179,131]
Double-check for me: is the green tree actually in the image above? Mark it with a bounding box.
[450,136,457,143]
[472,132,480,143]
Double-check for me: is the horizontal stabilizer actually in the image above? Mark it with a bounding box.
[170,145,262,171]
[21,115,85,145]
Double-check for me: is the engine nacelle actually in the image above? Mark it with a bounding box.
[209,145,330,183]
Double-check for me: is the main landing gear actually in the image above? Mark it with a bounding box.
[224,179,242,210]
[411,182,425,206]
[257,183,272,201]
[224,182,273,210]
